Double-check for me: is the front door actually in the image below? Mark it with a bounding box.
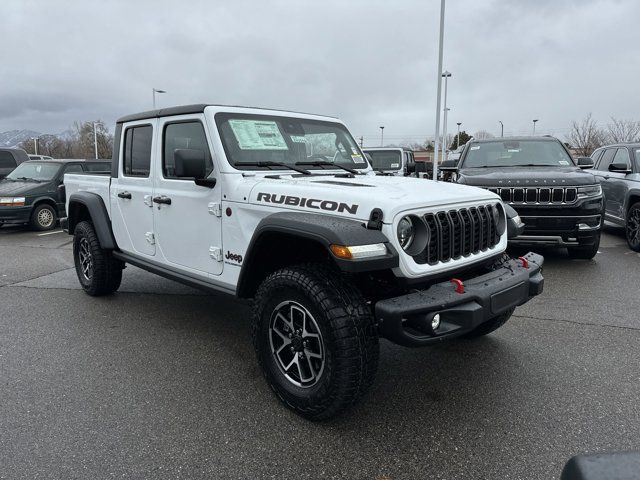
[152,116,223,276]
[607,148,632,218]
[593,148,617,218]
[110,121,156,256]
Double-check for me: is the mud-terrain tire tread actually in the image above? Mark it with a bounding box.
[73,221,122,296]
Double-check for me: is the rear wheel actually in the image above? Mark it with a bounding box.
[626,202,640,252]
[30,203,57,231]
[73,221,123,296]
[252,264,379,420]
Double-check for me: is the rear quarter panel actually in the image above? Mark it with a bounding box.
[64,174,112,217]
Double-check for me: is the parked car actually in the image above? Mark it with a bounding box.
[590,144,640,251]
[28,155,54,160]
[62,104,543,420]
[0,159,111,230]
[0,148,30,180]
[441,136,604,259]
[363,147,416,175]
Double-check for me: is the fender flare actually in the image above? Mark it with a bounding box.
[67,192,117,249]
[236,211,398,297]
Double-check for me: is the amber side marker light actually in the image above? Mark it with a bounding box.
[329,243,387,260]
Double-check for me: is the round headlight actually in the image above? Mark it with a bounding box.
[397,216,414,250]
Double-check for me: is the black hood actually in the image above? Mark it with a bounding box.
[458,166,597,187]
[0,179,48,196]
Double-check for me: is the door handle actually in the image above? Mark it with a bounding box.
[117,191,132,199]
[152,195,172,205]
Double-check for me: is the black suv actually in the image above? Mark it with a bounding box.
[590,143,640,251]
[0,148,30,179]
[0,159,110,230]
[442,136,604,259]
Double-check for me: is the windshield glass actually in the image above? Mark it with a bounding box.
[462,140,575,168]
[365,150,402,170]
[6,162,60,181]
[216,113,368,170]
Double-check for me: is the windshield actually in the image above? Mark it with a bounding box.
[6,162,60,181]
[462,140,575,168]
[216,113,368,170]
[366,150,402,171]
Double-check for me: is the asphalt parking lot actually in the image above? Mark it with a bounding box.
[1,225,639,479]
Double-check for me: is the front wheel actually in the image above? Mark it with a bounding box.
[30,203,57,231]
[73,221,123,296]
[252,264,379,420]
[626,202,640,252]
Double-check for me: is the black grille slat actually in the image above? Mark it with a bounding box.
[500,189,512,202]
[539,188,550,203]
[497,186,578,204]
[565,188,577,202]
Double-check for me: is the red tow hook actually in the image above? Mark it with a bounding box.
[450,278,465,294]
[518,256,529,269]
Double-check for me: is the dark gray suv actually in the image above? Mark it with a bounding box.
[0,148,30,179]
[590,144,640,250]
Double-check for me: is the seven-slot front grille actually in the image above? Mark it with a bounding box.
[488,186,577,204]
[413,204,501,265]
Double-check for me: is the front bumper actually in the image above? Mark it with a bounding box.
[510,214,601,246]
[0,206,32,224]
[375,252,544,347]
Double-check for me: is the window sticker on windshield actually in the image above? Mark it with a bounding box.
[351,154,365,164]
[228,119,288,150]
[290,135,307,143]
[559,160,570,165]
[508,149,520,153]
[390,163,400,168]
[470,146,480,150]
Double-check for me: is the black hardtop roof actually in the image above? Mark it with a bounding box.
[116,104,337,124]
[470,136,559,143]
[0,147,28,151]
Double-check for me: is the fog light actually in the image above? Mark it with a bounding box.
[431,314,441,331]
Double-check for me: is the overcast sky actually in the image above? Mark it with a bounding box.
[1,0,638,146]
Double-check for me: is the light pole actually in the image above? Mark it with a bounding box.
[379,126,385,147]
[32,137,38,155]
[152,88,166,109]
[93,122,99,159]
[499,120,504,137]
[456,122,462,149]
[532,119,539,135]
[432,0,446,181]
[441,71,452,162]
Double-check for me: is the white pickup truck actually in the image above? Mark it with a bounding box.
[363,147,416,176]
[62,104,543,420]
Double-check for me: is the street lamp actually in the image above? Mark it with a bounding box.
[152,88,166,109]
[432,0,446,181]
[456,122,462,149]
[379,126,385,147]
[532,119,539,135]
[441,71,452,162]
[499,120,504,138]
[93,122,99,159]
[32,137,38,155]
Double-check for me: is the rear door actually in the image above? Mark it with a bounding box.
[110,121,156,256]
[607,147,633,218]
[152,116,223,276]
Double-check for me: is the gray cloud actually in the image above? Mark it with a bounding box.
[1,0,638,145]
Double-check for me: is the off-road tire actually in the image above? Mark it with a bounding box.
[252,263,379,421]
[73,221,123,296]
[568,235,600,260]
[626,202,640,252]
[30,203,57,231]
[464,307,515,339]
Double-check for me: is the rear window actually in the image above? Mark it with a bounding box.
[123,125,152,177]
[0,151,17,169]
[85,162,111,172]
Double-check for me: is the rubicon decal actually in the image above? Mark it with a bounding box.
[257,193,359,215]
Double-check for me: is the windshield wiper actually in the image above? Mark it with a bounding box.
[236,161,310,175]
[295,160,360,175]
[14,176,42,182]
[373,169,394,176]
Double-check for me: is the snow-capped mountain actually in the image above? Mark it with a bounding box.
[0,130,42,148]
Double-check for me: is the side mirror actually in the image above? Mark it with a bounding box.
[57,184,66,203]
[439,159,458,171]
[174,149,216,187]
[577,157,594,169]
[609,162,632,174]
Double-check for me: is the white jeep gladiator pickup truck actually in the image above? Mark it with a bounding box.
[62,104,543,420]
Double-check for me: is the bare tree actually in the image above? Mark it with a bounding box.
[17,120,113,159]
[473,130,495,140]
[604,117,640,143]
[566,113,605,157]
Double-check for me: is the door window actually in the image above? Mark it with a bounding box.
[590,149,603,166]
[123,125,153,177]
[163,121,213,179]
[64,164,84,174]
[612,148,631,169]
[597,148,616,171]
[0,151,17,168]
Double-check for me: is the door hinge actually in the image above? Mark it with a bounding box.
[208,202,222,217]
[144,195,153,207]
[209,246,223,261]
[145,232,155,245]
